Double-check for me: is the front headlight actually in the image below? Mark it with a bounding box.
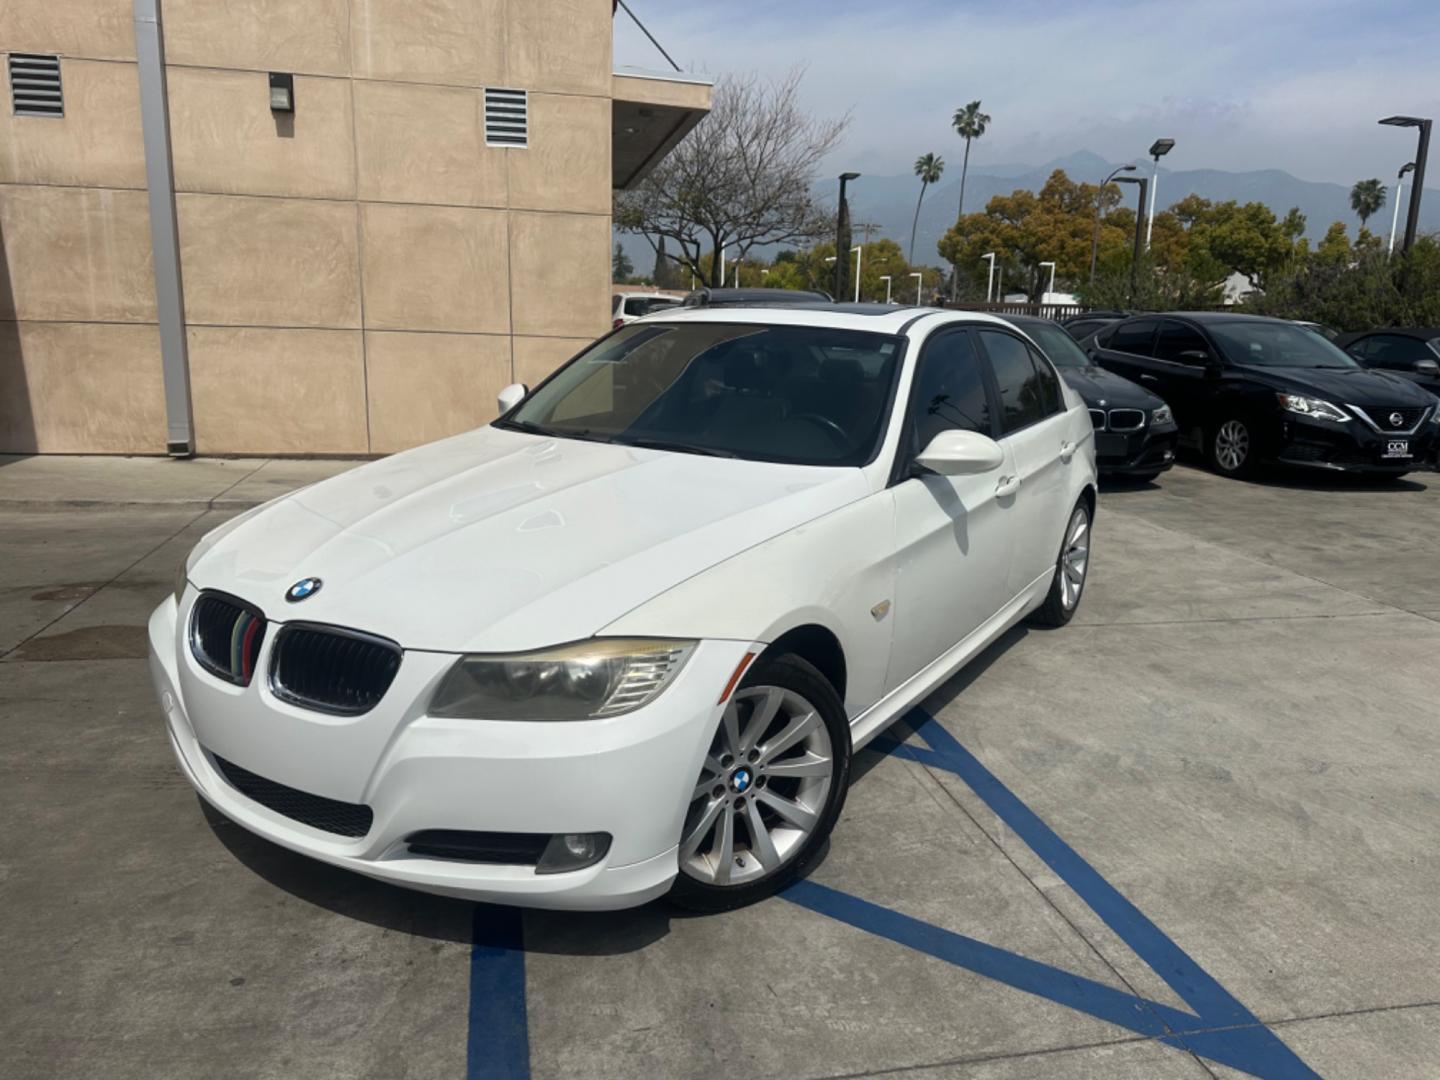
[1151,404,1173,426]
[173,557,189,604]
[429,638,696,720]
[1277,393,1349,422]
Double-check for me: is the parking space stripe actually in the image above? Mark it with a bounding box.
[468,905,531,1080]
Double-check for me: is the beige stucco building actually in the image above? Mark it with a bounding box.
[0,0,708,455]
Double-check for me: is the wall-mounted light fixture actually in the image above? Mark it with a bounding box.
[268,72,294,113]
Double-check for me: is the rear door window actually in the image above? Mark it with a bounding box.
[1105,319,1159,356]
[1154,320,1211,363]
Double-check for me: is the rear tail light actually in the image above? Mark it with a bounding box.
[613,318,625,330]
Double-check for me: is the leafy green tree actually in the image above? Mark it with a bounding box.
[1349,179,1386,231]
[909,153,945,264]
[1243,234,1440,331]
[612,243,634,282]
[1316,221,1351,262]
[949,100,991,297]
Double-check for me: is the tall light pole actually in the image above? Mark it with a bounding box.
[835,171,860,300]
[980,252,997,302]
[851,246,863,302]
[880,274,892,303]
[1039,260,1056,304]
[1114,175,1148,302]
[1389,162,1416,258]
[1145,138,1175,249]
[1379,117,1431,255]
[909,271,923,305]
[1090,164,1137,281]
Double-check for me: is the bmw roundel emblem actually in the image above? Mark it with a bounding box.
[730,767,753,794]
[285,577,323,603]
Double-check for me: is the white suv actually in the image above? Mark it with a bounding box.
[612,291,682,329]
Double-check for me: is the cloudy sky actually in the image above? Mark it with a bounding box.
[614,0,1439,186]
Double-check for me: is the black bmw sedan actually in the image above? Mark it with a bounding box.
[1089,313,1440,478]
[1000,314,1178,480]
[1333,328,1440,397]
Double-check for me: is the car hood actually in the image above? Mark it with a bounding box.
[1058,365,1164,409]
[188,426,869,653]
[1239,365,1437,407]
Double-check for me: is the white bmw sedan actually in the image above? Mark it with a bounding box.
[149,306,1097,912]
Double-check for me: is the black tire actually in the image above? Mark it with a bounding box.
[668,653,851,913]
[1029,497,1092,628]
[1207,417,1257,478]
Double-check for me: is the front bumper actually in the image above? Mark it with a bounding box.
[1274,413,1439,473]
[149,596,751,910]
[1094,421,1178,476]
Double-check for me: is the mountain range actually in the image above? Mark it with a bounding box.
[615,150,1440,274]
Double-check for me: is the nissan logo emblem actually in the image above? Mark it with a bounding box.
[1388,411,1405,427]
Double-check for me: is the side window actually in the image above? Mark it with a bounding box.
[1154,320,1211,363]
[906,330,993,455]
[1027,346,1063,415]
[1345,336,1375,360]
[1107,319,1159,356]
[1367,334,1428,371]
[978,330,1046,434]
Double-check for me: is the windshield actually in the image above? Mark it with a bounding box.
[1208,322,1360,369]
[498,322,904,466]
[1022,321,1092,368]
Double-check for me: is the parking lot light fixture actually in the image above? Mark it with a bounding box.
[1039,260,1056,302]
[1379,116,1431,254]
[880,274,892,303]
[981,252,996,302]
[1145,138,1174,249]
[1090,165,1137,281]
[835,172,860,299]
[1389,162,1416,257]
[1114,175,1149,301]
[910,270,924,305]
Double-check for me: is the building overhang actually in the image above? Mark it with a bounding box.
[612,66,712,191]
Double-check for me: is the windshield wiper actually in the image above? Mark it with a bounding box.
[616,435,737,458]
[497,419,610,442]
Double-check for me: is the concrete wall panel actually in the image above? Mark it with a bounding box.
[353,81,505,207]
[161,0,351,76]
[506,0,611,96]
[364,330,511,452]
[360,203,510,333]
[507,211,608,338]
[512,334,589,390]
[350,0,505,86]
[0,60,145,189]
[177,193,360,328]
[188,326,367,454]
[168,68,355,199]
[0,1,136,61]
[0,185,155,322]
[0,321,165,454]
[506,92,609,214]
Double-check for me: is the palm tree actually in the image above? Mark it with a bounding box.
[1349,178,1386,232]
[950,100,991,296]
[908,153,945,264]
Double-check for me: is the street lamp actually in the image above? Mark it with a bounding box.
[1039,260,1056,304]
[835,171,860,300]
[1145,138,1175,249]
[880,274,892,303]
[851,245,863,302]
[1114,175,1149,301]
[1090,164,1137,281]
[909,271,923,306]
[980,252,997,302]
[1379,117,1431,254]
[1389,162,1416,258]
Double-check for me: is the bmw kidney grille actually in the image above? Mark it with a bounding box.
[268,624,403,716]
[190,592,267,686]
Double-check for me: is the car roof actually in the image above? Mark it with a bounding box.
[1340,326,1440,340]
[681,287,832,307]
[643,304,1018,336]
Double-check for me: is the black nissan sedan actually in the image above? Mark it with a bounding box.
[1001,314,1178,480]
[1089,313,1440,478]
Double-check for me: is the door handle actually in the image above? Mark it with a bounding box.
[1059,440,1075,463]
[995,474,1021,498]
[1138,373,1159,382]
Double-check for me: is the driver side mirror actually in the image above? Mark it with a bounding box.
[497,382,528,413]
[915,430,1005,476]
[1178,349,1222,378]
[1414,359,1440,377]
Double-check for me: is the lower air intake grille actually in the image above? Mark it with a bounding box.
[212,754,373,838]
[269,624,402,716]
[190,592,267,686]
[406,830,550,864]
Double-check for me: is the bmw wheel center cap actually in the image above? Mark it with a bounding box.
[730,767,753,794]
[286,577,323,603]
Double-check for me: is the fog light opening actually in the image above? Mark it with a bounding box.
[536,831,612,875]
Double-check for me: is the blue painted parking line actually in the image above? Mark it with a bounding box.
[786,707,1319,1079]
[468,904,530,1080]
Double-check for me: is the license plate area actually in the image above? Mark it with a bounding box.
[1096,433,1129,457]
[1383,440,1410,459]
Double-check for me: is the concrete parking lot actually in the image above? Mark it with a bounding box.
[2,453,1438,1079]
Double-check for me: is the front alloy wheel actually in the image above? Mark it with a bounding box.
[1211,419,1253,476]
[1031,499,1091,627]
[670,654,850,912]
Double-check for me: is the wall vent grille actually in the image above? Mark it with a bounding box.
[9,53,63,118]
[484,87,528,147]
